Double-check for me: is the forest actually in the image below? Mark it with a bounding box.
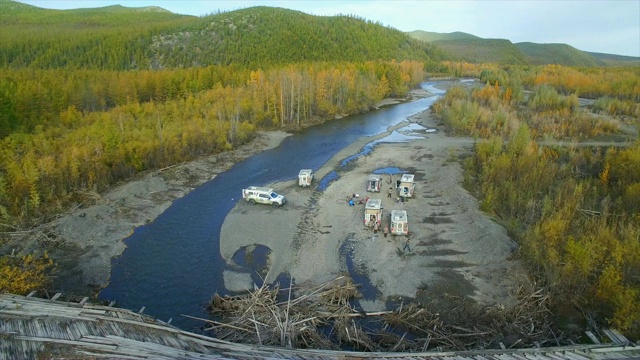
[431,63,640,336]
[0,60,425,225]
[0,0,639,344]
[0,1,443,70]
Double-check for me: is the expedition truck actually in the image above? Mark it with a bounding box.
[364,198,382,228]
[397,174,415,198]
[298,169,313,187]
[390,209,408,235]
[366,174,382,192]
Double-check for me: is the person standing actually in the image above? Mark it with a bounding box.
[383,226,388,238]
[388,187,392,198]
[403,238,411,252]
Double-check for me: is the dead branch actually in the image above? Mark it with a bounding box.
[198,275,560,352]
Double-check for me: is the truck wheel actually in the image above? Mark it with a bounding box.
[249,199,256,205]
[272,202,279,207]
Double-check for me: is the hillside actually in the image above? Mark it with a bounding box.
[0,1,444,69]
[407,30,633,67]
[515,42,604,66]
[0,0,193,69]
[434,38,529,65]
[586,51,640,67]
[407,30,480,42]
[407,31,528,65]
[153,7,445,68]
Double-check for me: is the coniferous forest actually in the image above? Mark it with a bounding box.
[0,0,639,341]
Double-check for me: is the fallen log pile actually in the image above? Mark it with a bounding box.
[201,275,563,352]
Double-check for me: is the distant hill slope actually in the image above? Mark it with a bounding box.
[515,42,604,66]
[437,38,531,65]
[585,51,640,67]
[0,0,181,24]
[408,31,529,65]
[0,1,444,69]
[0,0,193,69]
[407,30,480,42]
[408,29,634,67]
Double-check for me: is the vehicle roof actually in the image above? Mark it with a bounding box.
[245,186,274,192]
[400,174,414,182]
[391,209,408,221]
[299,169,313,175]
[365,198,382,209]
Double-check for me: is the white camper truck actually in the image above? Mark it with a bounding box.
[364,198,382,228]
[366,174,382,192]
[298,169,313,187]
[397,174,415,198]
[242,186,286,207]
[390,209,408,236]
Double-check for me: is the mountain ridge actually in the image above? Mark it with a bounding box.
[2,0,638,69]
[407,30,639,67]
[0,1,443,69]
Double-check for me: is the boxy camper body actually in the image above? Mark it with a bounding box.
[390,209,408,235]
[397,174,415,198]
[366,174,382,192]
[364,198,382,227]
[298,169,313,187]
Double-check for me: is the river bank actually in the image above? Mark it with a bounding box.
[1,85,438,298]
[28,130,292,297]
[0,130,291,297]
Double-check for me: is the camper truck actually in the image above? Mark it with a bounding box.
[298,169,314,187]
[366,174,382,192]
[364,198,382,228]
[390,209,409,236]
[397,174,415,198]
[242,186,286,207]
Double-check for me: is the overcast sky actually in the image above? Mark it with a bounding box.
[19,0,640,57]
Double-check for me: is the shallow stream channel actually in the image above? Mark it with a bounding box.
[99,82,448,331]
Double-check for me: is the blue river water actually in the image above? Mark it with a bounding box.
[99,82,447,331]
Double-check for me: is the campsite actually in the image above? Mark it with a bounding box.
[220,81,525,314]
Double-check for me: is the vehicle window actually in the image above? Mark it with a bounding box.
[259,194,268,199]
[270,192,278,198]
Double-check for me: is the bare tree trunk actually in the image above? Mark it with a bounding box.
[280,85,284,126]
[290,80,296,126]
[155,113,163,143]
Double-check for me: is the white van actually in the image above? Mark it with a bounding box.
[242,186,286,207]
[390,209,408,235]
[298,169,313,187]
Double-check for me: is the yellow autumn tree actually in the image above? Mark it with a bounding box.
[0,253,53,295]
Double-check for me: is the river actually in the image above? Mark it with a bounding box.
[99,82,447,331]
